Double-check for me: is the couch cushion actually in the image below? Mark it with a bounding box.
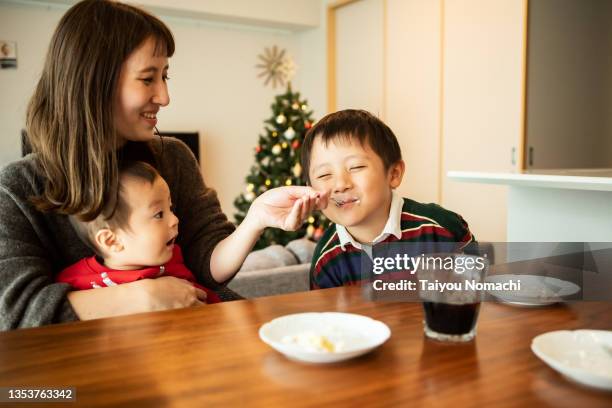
[228,263,310,298]
[239,244,298,272]
[285,238,316,264]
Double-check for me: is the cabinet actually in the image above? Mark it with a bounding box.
[525,0,612,170]
[441,0,527,241]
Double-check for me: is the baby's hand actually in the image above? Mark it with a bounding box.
[245,186,329,232]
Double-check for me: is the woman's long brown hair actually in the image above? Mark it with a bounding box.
[26,0,174,221]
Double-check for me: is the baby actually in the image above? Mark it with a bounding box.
[57,160,220,303]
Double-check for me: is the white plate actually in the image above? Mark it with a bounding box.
[486,274,580,306]
[531,330,612,391]
[259,312,391,363]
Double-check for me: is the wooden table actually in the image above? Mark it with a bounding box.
[0,287,611,407]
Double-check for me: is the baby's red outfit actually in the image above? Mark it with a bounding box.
[57,244,221,303]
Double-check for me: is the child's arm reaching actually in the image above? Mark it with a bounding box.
[209,186,328,283]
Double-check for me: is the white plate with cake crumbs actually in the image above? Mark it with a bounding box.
[531,330,612,391]
[259,312,391,363]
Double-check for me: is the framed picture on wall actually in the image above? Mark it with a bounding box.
[0,41,17,69]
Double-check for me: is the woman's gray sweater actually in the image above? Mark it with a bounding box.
[0,137,236,330]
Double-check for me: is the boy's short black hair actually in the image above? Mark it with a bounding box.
[301,109,402,184]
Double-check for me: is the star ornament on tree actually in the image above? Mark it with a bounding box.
[256,46,296,88]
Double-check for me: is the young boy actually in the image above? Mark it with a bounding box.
[301,109,475,289]
[57,161,221,303]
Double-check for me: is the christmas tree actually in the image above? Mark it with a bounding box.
[234,83,330,250]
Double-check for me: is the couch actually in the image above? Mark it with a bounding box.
[227,239,315,298]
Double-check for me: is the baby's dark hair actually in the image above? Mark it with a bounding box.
[70,161,160,255]
[300,109,402,184]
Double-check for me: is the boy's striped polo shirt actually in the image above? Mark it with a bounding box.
[310,197,475,289]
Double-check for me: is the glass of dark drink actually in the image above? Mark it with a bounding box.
[417,253,488,342]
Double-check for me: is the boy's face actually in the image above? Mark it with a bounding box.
[308,136,404,241]
[110,175,179,269]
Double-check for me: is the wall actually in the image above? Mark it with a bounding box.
[0,0,306,218]
[301,0,444,205]
[335,0,384,115]
[162,17,298,217]
[296,2,327,119]
[0,2,60,167]
[22,0,321,29]
[386,0,441,204]
[526,0,612,169]
[138,0,320,29]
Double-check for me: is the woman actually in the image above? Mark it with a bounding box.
[0,0,326,330]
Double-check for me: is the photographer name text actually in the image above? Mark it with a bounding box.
[372,279,521,292]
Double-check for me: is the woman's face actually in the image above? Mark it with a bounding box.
[114,37,170,143]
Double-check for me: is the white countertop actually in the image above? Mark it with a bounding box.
[447,169,612,192]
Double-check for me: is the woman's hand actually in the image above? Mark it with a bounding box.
[138,276,207,311]
[67,276,207,320]
[244,186,329,232]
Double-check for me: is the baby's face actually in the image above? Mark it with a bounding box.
[112,175,178,268]
[308,137,400,238]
